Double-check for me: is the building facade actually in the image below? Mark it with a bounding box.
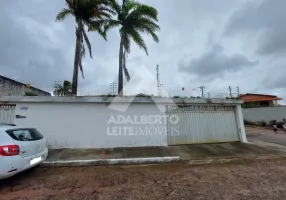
[240,93,282,107]
[0,75,50,96]
[0,96,246,149]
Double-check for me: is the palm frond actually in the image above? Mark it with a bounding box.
[134,18,160,31]
[123,50,130,81]
[104,19,121,32]
[135,24,159,43]
[82,27,92,58]
[108,0,121,14]
[81,43,86,58]
[125,4,158,26]
[121,32,131,53]
[54,80,72,96]
[123,0,139,14]
[79,60,85,79]
[98,6,116,16]
[65,0,75,11]
[56,8,74,21]
[79,44,85,79]
[87,20,107,40]
[129,30,148,55]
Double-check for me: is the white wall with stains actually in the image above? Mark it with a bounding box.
[14,102,168,149]
[243,106,286,123]
[0,96,246,149]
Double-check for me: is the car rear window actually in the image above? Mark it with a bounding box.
[6,129,44,141]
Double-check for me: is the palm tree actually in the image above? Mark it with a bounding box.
[56,0,115,95]
[54,80,72,96]
[105,0,160,96]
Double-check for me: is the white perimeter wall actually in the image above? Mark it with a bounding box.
[243,106,286,122]
[14,102,168,149]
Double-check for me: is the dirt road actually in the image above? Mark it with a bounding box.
[1,160,286,200]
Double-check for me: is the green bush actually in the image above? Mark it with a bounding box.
[269,120,277,126]
[100,94,116,97]
[277,122,284,129]
[135,93,152,98]
[244,120,255,125]
[24,91,38,96]
[257,120,267,127]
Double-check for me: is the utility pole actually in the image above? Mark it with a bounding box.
[156,65,162,97]
[228,86,233,98]
[198,86,205,98]
[159,84,164,97]
[110,82,117,95]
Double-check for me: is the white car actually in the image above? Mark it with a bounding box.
[0,124,48,179]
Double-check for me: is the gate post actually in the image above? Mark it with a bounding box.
[235,104,247,143]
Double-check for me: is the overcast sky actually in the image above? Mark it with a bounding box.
[1,0,286,100]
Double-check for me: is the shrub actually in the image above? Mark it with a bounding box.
[277,122,284,129]
[135,93,152,98]
[244,120,255,125]
[100,94,116,97]
[269,120,277,126]
[24,91,38,96]
[257,120,267,127]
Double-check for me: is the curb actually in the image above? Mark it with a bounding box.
[41,156,181,167]
[186,154,286,166]
[41,154,286,168]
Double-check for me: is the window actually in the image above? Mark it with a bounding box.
[6,129,43,141]
[29,129,43,140]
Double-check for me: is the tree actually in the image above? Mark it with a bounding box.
[56,0,115,95]
[53,80,72,96]
[105,0,160,96]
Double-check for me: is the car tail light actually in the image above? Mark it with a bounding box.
[0,145,19,156]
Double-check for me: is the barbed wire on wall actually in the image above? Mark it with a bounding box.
[75,83,241,100]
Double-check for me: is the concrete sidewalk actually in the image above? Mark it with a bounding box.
[43,142,286,167]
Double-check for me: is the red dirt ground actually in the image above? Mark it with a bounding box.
[1,160,286,200]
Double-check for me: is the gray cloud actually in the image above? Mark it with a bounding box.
[178,44,258,79]
[0,0,117,94]
[225,0,286,56]
[1,0,286,100]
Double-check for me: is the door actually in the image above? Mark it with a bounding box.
[166,105,240,145]
[0,105,16,124]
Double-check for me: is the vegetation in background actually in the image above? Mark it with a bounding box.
[104,0,160,96]
[244,120,256,125]
[244,119,285,129]
[100,94,116,97]
[24,91,38,96]
[135,93,152,98]
[53,80,72,96]
[256,120,267,127]
[56,0,115,95]
[268,120,277,126]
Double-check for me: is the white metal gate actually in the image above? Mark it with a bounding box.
[166,105,239,145]
[0,104,16,124]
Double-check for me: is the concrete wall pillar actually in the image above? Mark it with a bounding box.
[235,104,247,143]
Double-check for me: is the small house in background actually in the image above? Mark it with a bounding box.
[240,93,282,108]
[0,75,51,96]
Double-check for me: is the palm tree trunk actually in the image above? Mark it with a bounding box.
[71,26,82,96]
[118,37,124,96]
